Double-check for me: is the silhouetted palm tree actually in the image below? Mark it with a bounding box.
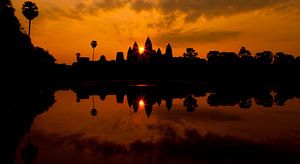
[90,40,98,61]
[22,1,38,38]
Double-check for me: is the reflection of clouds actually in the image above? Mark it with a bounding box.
[147,123,179,138]
[34,128,296,162]
[157,105,242,122]
[27,91,300,162]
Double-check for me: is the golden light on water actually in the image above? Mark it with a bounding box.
[139,100,145,107]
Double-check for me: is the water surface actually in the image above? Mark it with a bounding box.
[14,86,300,163]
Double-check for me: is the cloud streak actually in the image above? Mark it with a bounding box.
[155,30,242,45]
[154,0,288,21]
[45,0,293,21]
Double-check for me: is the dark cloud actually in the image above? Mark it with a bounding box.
[273,0,300,14]
[41,0,131,20]
[92,0,130,12]
[155,0,288,22]
[44,0,293,22]
[43,5,84,20]
[155,30,242,44]
[130,0,154,12]
[131,0,293,23]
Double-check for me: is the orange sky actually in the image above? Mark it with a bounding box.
[12,0,300,64]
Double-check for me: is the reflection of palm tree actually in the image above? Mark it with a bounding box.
[90,96,97,116]
[22,1,38,38]
[184,96,198,112]
[90,40,98,61]
[21,126,38,164]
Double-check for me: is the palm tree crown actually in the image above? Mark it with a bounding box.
[90,40,98,61]
[91,40,97,49]
[22,1,38,37]
[22,1,38,21]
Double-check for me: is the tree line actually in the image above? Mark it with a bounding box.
[79,39,299,65]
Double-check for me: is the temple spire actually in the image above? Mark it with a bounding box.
[145,37,153,52]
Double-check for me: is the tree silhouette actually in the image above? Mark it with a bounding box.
[1,0,54,77]
[296,56,300,64]
[207,51,221,64]
[21,127,38,164]
[1,0,31,58]
[255,51,273,65]
[90,40,98,61]
[238,47,254,64]
[274,52,296,65]
[1,0,22,36]
[22,1,38,38]
[238,47,251,58]
[220,52,239,64]
[183,48,198,59]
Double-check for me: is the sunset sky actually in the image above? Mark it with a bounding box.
[12,0,300,64]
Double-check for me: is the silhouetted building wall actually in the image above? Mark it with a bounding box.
[76,53,90,64]
[116,52,125,64]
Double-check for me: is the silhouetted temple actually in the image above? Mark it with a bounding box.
[127,42,139,64]
[127,37,173,64]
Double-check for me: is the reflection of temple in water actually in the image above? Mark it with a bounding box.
[72,82,300,117]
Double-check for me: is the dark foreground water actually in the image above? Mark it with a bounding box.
[11,86,300,164]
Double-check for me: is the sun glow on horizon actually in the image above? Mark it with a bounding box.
[12,0,300,64]
[139,47,144,54]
